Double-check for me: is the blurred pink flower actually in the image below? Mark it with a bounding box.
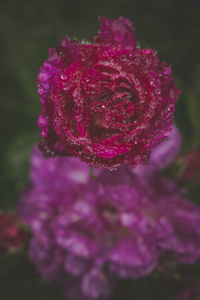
[18,141,200,299]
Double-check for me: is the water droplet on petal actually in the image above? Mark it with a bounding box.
[61,74,67,80]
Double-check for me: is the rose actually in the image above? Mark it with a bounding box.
[37,17,180,169]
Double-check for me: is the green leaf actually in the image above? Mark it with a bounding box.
[0,251,63,300]
[0,280,63,300]
[5,131,39,187]
[0,131,39,210]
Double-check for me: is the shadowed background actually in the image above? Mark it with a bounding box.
[1,0,200,299]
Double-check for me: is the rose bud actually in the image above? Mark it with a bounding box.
[0,212,28,253]
[180,150,200,186]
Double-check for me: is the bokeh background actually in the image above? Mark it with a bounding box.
[1,0,200,299]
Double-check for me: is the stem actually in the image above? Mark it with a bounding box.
[90,167,96,179]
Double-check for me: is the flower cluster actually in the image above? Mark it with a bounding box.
[37,17,180,169]
[18,128,200,299]
[0,212,27,253]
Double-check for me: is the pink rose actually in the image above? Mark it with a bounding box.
[38,17,180,169]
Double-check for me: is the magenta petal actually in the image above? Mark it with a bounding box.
[30,147,91,186]
[133,126,181,177]
[149,126,181,169]
[93,16,137,50]
[82,268,113,299]
[109,237,158,278]
[86,143,130,159]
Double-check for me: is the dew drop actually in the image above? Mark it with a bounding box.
[38,88,44,95]
[135,79,140,85]
[155,88,161,95]
[61,74,67,80]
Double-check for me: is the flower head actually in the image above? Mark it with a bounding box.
[180,149,200,186]
[37,17,180,169]
[18,146,200,299]
[0,212,27,253]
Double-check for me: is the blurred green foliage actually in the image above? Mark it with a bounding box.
[186,66,200,143]
[0,251,63,300]
[0,0,200,299]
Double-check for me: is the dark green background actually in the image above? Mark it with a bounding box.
[1,0,200,299]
